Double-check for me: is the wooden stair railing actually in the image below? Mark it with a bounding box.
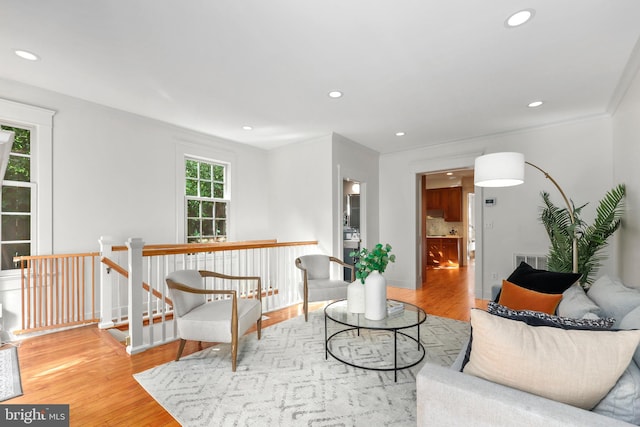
[100,256,173,308]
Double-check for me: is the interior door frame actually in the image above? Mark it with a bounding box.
[411,152,483,297]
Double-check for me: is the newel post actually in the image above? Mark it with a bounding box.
[127,237,148,355]
[98,236,115,329]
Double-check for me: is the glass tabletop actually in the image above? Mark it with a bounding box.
[324,299,426,330]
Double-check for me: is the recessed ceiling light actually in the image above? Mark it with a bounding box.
[242,125,253,131]
[446,172,453,176]
[14,49,39,61]
[505,9,535,28]
[395,131,406,137]
[528,101,544,108]
[328,91,343,98]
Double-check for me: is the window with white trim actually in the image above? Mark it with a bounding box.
[185,157,229,243]
[0,124,34,270]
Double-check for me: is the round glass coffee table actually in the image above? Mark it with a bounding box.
[324,299,427,381]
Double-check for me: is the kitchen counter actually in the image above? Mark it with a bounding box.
[426,236,464,267]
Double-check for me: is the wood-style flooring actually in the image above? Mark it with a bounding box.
[4,265,486,426]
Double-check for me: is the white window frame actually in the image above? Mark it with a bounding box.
[0,98,54,280]
[184,155,230,243]
[174,140,236,243]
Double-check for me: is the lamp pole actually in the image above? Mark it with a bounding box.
[525,161,578,274]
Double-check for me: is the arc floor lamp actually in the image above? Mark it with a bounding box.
[474,152,578,273]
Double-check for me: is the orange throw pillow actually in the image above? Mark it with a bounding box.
[498,279,562,314]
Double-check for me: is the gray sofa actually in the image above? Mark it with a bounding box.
[417,275,640,426]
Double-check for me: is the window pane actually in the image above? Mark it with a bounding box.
[185,159,198,178]
[187,199,200,217]
[213,183,224,198]
[0,125,30,154]
[215,202,227,218]
[186,179,198,196]
[213,165,224,181]
[2,215,30,241]
[202,201,214,218]
[187,219,200,238]
[199,181,211,198]
[2,186,31,212]
[216,219,227,236]
[2,242,30,270]
[202,219,214,236]
[200,163,212,180]
[5,155,30,182]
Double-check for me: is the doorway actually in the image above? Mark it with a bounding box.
[343,179,361,282]
[421,169,475,285]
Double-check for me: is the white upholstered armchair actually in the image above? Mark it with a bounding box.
[165,270,262,372]
[295,255,354,321]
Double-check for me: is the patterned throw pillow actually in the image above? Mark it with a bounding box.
[487,302,615,330]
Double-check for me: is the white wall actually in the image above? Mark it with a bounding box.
[380,116,617,296]
[267,135,333,253]
[0,78,271,251]
[613,65,640,288]
[266,132,380,260]
[332,133,380,256]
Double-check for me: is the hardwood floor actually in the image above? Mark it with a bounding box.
[4,265,485,426]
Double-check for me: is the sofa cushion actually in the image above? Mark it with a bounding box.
[487,302,615,330]
[557,283,604,319]
[497,280,562,314]
[592,360,640,425]
[494,261,580,301]
[619,305,640,367]
[463,309,640,410]
[588,275,640,326]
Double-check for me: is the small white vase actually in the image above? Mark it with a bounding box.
[347,281,365,313]
[364,271,387,320]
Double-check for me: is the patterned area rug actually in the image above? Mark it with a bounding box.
[0,346,23,402]
[134,310,469,426]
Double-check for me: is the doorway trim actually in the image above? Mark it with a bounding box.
[336,165,368,278]
[409,152,483,297]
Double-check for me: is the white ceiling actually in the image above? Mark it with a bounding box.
[2,1,640,154]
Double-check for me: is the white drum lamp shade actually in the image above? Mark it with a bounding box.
[474,152,525,187]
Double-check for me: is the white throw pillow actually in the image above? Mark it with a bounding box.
[619,305,640,366]
[463,309,640,410]
[557,283,603,319]
[588,275,640,326]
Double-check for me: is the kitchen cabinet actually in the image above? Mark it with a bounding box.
[426,237,462,268]
[426,187,462,222]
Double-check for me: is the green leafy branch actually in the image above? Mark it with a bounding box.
[540,183,625,289]
[350,243,396,284]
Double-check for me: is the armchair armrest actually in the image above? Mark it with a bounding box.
[199,270,262,301]
[329,256,355,282]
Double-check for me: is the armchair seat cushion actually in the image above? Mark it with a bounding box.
[298,279,349,302]
[177,298,262,343]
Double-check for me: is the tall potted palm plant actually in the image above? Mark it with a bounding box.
[540,183,625,289]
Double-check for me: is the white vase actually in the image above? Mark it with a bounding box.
[364,271,387,320]
[347,281,365,313]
